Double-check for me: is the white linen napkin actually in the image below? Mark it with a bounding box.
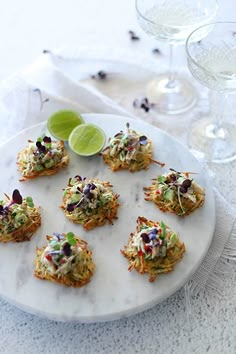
[0,50,235,307]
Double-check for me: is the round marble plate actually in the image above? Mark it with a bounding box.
[0,114,215,322]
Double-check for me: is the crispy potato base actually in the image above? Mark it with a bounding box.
[121,216,186,282]
[61,180,120,231]
[144,181,205,216]
[0,207,41,243]
[34,237,95,288]
[101,138,164,172]
[17,141,69,181]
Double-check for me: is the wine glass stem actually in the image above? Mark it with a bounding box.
[167,44,175,88]
[208,91,228,139]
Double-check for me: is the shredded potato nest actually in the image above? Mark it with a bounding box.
[61,177,120,230]
[34,234,95,287]
[17,139,69,181]
[101,124,164,172]
[144,170,205,216]
[121,217,185,282]
[0,194,41,243]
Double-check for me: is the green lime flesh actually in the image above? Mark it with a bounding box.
[47,110,84,141]
[68,123,106,156]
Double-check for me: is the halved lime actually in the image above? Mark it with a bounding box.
[47,110,84,141]
[68,123,106,156]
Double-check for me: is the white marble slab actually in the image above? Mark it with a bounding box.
[0,113,215,322]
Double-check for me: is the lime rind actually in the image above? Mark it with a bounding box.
[68,123,106,157]
[47,110,85,141]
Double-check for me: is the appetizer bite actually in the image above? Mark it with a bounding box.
[101,123,164,172]
[121,217,185,282]
[61,175,120,230]
[0,189,41,242]
[144,169,205,216]
[17,135,69,181]
[34,232,95,287]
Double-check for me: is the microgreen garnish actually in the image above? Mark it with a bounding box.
[141,233,149,243]
[35,135,52,154]
[25,196,34,208]
[91,70,107,80]
[133,97,156,112]
[0,205,6,216]
[66,232,77,246]
[74,175,83,181]
[139,135,148,145]
[180,179,192,194]
[128,30,140,41]
[43,136,51,144]
[66,203,75,212]
[12,189,23,205]
[62,242,72,256]
[33,88,49,111]
[160,221,166,238]
[66,180,99,211]
[0,190,23,217]
[177,186,185,215]
[36,141,47,154]
[157,175,166,183]
[152,48,161,55]
[53,232,64,240]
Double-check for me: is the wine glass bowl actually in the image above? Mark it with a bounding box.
[186,21,236,163]
[186,23,236,92]
[135,0,219,114]
[136,0,218,45]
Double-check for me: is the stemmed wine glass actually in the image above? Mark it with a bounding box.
[135,0,218,114]
[186,21,236,163]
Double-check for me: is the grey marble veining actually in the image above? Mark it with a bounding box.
[0,114,215,322]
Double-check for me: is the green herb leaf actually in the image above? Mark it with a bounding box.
[26,196,34,207]
[157,175,166,183]
[66,232,77,246]
[160,221,166,238]
[169,233,178,247]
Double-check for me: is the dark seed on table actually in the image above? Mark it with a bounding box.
[133,97,155,113]
[91,70,107,80]
[152,48,161,54]
[140,103,150,112]
[128,30,140,41]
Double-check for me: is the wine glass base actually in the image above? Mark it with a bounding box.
[188,116,236,163]
[146,73,197,115]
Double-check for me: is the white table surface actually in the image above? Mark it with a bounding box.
[0,1,236,353]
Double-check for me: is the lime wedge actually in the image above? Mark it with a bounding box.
[47,110,84,141]
[68,123,106,156]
